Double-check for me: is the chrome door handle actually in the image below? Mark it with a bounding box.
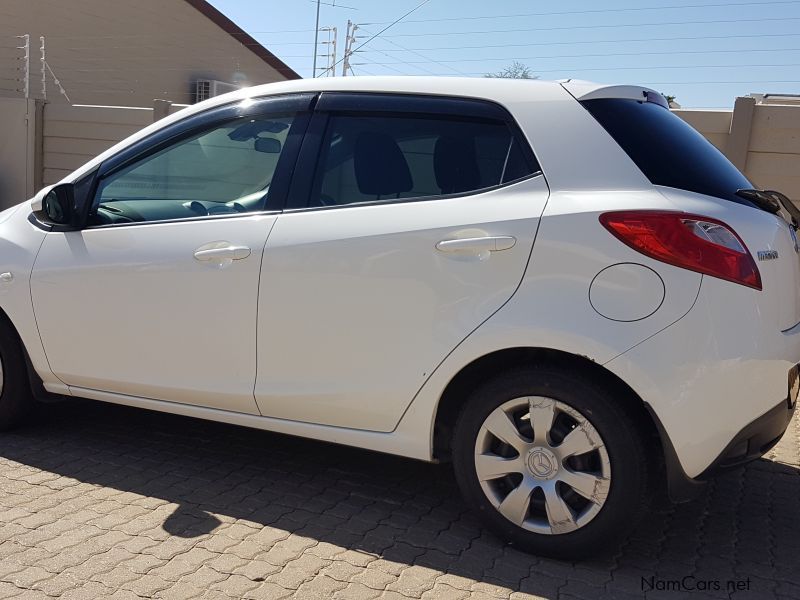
[193,242,251,262]
[435,236,517,253]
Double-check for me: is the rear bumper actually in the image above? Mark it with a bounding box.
[699,392,796,478]
[605,276,800,483]
[651,395,795,503]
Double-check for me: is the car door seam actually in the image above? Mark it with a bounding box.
[389,176,554,434]
[28,228,70,388]
[251,216,280,416]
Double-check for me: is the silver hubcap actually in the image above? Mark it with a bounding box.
[474,396,611,535]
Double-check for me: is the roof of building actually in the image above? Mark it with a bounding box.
[184,0,300,80]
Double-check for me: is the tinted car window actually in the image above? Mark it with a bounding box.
[582,98,753,204]
[90,113,298,225]
[310,113,537,208]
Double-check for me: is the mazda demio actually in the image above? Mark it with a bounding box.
[0,77,797,558]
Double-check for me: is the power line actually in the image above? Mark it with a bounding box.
[362,62,800,73]
[13,31,800,53]
[367,0,800,25]
[348,37,418,75]
[306,0,358,9]
[380,16,800,38]
[345,32,800,53]
[358,47,800,66]
[16,1,800,38]
[350,63,799,76]
[352,65,377,76]
[354,42,438,76]
[357,27,467,76]
[15,2,800,40]
[318,0,434,76]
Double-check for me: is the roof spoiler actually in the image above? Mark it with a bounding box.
[560,80,669,108]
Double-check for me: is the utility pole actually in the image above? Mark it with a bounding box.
[341,21,351,77]
[311,0,321,77]
[317,26,337,78]
[342,20,359,77]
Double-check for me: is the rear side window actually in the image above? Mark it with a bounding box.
[582,98,752,204]
[308,113,538,208]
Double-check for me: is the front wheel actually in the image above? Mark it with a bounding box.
[0,319,32,431]
[452,366,649,559]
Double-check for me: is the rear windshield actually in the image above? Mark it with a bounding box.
[581,98,753,205]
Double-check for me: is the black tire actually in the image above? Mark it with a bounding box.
[0,319,32,431]
[452,365,649,559]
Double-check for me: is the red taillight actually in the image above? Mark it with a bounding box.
[599,210,762,290]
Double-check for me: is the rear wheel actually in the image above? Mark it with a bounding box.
[452,366,649,558]
[0,320,31,431]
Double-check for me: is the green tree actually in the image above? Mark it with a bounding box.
[663,94,678,107]
[485,61,538,79]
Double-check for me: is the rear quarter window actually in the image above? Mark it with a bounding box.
[581,98,753,205]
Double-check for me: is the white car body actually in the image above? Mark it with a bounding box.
[1,77,797,552]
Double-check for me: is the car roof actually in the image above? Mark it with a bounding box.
[204,76,655,108]
[202,76,562,110]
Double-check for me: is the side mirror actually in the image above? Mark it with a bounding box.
[31,183,76,227]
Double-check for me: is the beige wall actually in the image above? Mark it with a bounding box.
[673,109,732,153]
[41,102,189,187]
[0,97,38,207]
[43,104,154,187]
[674,100,800,204]
[0,0,292,106]
[746,104,800,198]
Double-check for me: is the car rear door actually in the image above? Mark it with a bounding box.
[254,92,550,431]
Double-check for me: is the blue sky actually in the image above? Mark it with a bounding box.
[209,0,800,108]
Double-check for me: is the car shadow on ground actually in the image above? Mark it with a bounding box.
[1,400,798,599]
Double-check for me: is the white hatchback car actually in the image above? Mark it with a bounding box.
[0,77,797,558]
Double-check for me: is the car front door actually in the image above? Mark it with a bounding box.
[31,94,313,414]
[255,93,550,431]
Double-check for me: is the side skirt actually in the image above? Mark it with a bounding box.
[65,386,432,462]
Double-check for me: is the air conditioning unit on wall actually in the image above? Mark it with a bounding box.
[194,79,240,103]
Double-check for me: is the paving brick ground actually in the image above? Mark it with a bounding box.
[0,400,798,599]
